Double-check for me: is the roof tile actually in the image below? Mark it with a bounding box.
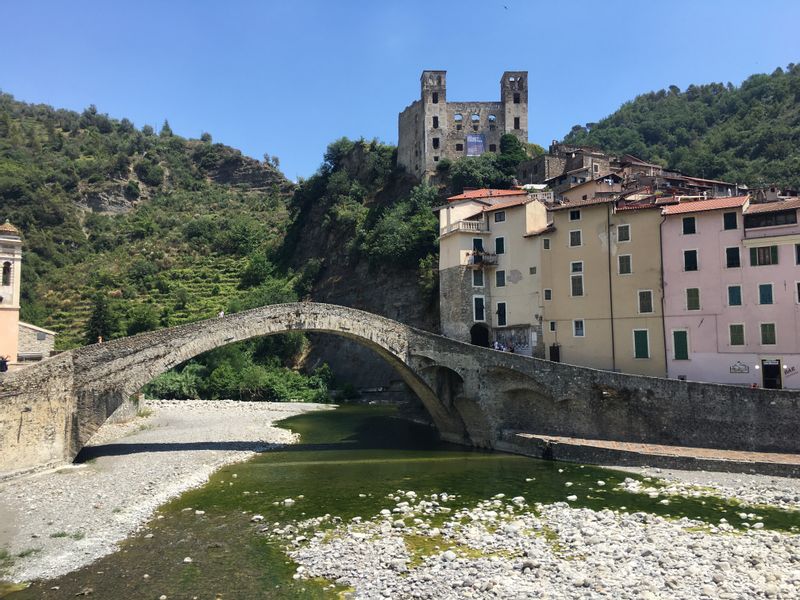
[661,196,748,215]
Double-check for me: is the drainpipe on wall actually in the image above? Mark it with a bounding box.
[659,214,669,377]
[607,203,616,371]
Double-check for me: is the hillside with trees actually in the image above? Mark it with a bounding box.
[563,64,800,188]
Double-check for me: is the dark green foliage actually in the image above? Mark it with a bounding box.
[125,304,159,335]
[0,90,289,349]
[563,64,800,187]
[85,292,119,343]
[361,184,439,267]
[449,153,514,193]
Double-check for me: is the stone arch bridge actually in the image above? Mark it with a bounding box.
[1,303,799,478]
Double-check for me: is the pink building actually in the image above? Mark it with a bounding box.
[662,196,800,389]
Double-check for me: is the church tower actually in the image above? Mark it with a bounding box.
[0,220,22,366]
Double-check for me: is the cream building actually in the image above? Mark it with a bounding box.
[437,189,549,356]
[539,199,666,376]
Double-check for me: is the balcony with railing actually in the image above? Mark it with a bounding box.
[528,191,554,204]
[441,219,489,236]
[466,251,498,268]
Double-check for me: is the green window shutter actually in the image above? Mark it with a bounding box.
[673,331,689,360]
[634,330,649,359]
[770,245,779,264]
[750,247,757,265]
[728,286,742,306]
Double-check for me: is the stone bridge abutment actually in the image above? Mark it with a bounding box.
[2,302,800,478]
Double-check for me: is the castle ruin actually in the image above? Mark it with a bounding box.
[397,71,528,180]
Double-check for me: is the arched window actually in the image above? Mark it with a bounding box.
[453,113,463,122]
[471,114,480,122]
[488,114,496,122]
[1,262,10,286]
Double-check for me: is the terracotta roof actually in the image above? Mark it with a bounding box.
[744,198,800,214]
[615,199,660,212]
[446,188,527,202]
[0,219,20,236]
[548,197,616,211]
[661,196,748,215]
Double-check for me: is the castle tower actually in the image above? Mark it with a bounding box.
[500,71,528,143]
[420,71,447,175]
[0,220,22,366]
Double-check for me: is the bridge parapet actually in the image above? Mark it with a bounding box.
[2,302,800,478]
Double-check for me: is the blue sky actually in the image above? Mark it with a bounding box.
[2,1,798,180]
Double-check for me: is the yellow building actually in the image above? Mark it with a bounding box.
[0,220,23,368]
[540,199,666,376]
[437,189,549,355]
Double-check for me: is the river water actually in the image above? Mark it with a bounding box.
[5,404,800,598]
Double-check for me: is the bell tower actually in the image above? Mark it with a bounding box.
[0,220,22,366]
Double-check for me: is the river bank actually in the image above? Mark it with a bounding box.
[0,399,329,583]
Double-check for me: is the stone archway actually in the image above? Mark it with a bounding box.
[66,303,470,461]
[470,323,490,347]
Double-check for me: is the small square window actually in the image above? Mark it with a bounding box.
[496,271,506,287]
[728,285,742,306]
[683,250,698,271]
[543,238,551,250]
[433,156,439,162]
[723,212,737,230]
[682,217,696,235]
[495,237,505,255]
[36,332,47,341]
[725,247,740,268]
[569,230,582,247]
[569,209,581,221]
[758,283,773,305]
[618,255,632,274]
[760,323,776,345]
[617,224,631,242]
[489,144,497,152]
[570,261,583,273]
[686,288,700,311]
[573,319,585,337]
[544,288,552,300]
[494,211,505,223]
[529,266,536,275]
[729,324,745,346]
[455,143,464,151]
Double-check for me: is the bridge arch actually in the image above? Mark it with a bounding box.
[68,303,469,458]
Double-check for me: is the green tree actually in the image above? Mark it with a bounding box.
[85,292,118,343]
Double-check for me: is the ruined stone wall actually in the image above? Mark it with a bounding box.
[439,265,487,343]
[397,100,423,178]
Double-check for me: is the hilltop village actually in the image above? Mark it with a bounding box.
[399,71,800,390]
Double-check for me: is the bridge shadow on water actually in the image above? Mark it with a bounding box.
[74,408,467,464]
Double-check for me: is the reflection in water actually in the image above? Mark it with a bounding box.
[5,405,800,599]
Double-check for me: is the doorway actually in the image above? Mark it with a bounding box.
[761,359,782,389]
[470,323,490,347]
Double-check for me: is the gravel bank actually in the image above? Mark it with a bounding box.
[278,489,800,599]
[0,399,328,582]
[614,466,800,511]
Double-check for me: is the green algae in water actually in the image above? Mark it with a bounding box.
[7,404,800,599]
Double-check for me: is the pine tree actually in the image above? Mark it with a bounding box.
[85,293,118,344]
